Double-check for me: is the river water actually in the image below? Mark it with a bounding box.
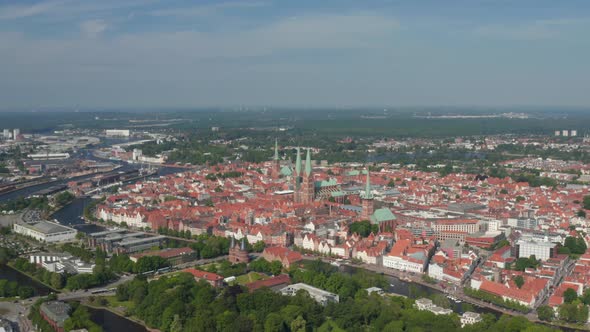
[87,307,147,332]
[0,264,52,296]
[339,265,501,317]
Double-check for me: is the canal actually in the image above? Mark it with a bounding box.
[340,265,501,317]
[87,307,147,332]
[47,165,186,233]
[0,264,52,296]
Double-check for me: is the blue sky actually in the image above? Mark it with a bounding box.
[0,0,589,109]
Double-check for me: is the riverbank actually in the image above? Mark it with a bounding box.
[5,262,60,294]
[338,261,590,331]
[83,300,151,332]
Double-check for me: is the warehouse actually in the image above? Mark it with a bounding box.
[13,220,76,243]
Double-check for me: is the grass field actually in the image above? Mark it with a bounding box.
[235,272,268,285]
[96,295,135,312]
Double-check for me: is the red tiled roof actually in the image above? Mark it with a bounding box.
[245,274,291,292]
[182,268,223,282]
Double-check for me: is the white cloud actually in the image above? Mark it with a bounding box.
[0,0,67,20]
[80,19,108,38]
[0,0,156,21]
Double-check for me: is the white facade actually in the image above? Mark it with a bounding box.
[280,283,339,305]
[13,221,76,243]
[302,234,316,251]
[132,149,142,161]
[331,246,349,258]
[516,239,556,261]
[105,129,130,137]
[428,263,444,280]
[318,242,331,255]
[27,153,70,160]
[98,208,147,228]
[461,312,482,327]
[432,221,478,233]
[382,255,424,273]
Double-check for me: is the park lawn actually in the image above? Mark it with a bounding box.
[101,295,136,311]
[235,272,268,285]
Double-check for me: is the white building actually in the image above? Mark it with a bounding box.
[105,129,130,137]
[460,312,482,327]
[516,239,557,261]
[2,129,9,139]
[132,149,142,161]
[415,298,434,310]
[13,128,20,139]
[415,298,453,315]
[571,130,578,137]
[13,221,76,243]
[98,208,147,228]
[562,130,569,137]
[280,283,339,305]
[383,255,425,273]
[428,262,444,280]
[27,153,70,160]
[30,253,94,274]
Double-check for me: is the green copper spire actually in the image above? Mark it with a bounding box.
[363,170,373,199]
[274,138,279,161]
[295,147,301,175]
[305,148,312,176]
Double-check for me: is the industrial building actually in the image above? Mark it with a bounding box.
[27,153,71,160]
[130,247,196,266]
[105,129,130,137]
[13,220,77,243]
[87,229,165,254]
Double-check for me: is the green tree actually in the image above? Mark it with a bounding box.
[50,273,64,289]
[252,241,266,253]
[513,275,524,289]
[584,195,590,210]
[290,315,306,332]
[577,209,587,218]
[170,314,183,332]
[537,305,554,321]
[270,261,283,276]
[264,312,286,332]
[564,288,578,303]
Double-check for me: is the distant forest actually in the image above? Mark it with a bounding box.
[1,108,589,138]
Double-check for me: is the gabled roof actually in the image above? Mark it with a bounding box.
[182,268,223,282]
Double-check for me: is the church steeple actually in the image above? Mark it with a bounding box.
[362,170,373,199]
[305,148,312,177]
[272,138,280,178]
[361,169,374,221]
[295,147,301,176]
